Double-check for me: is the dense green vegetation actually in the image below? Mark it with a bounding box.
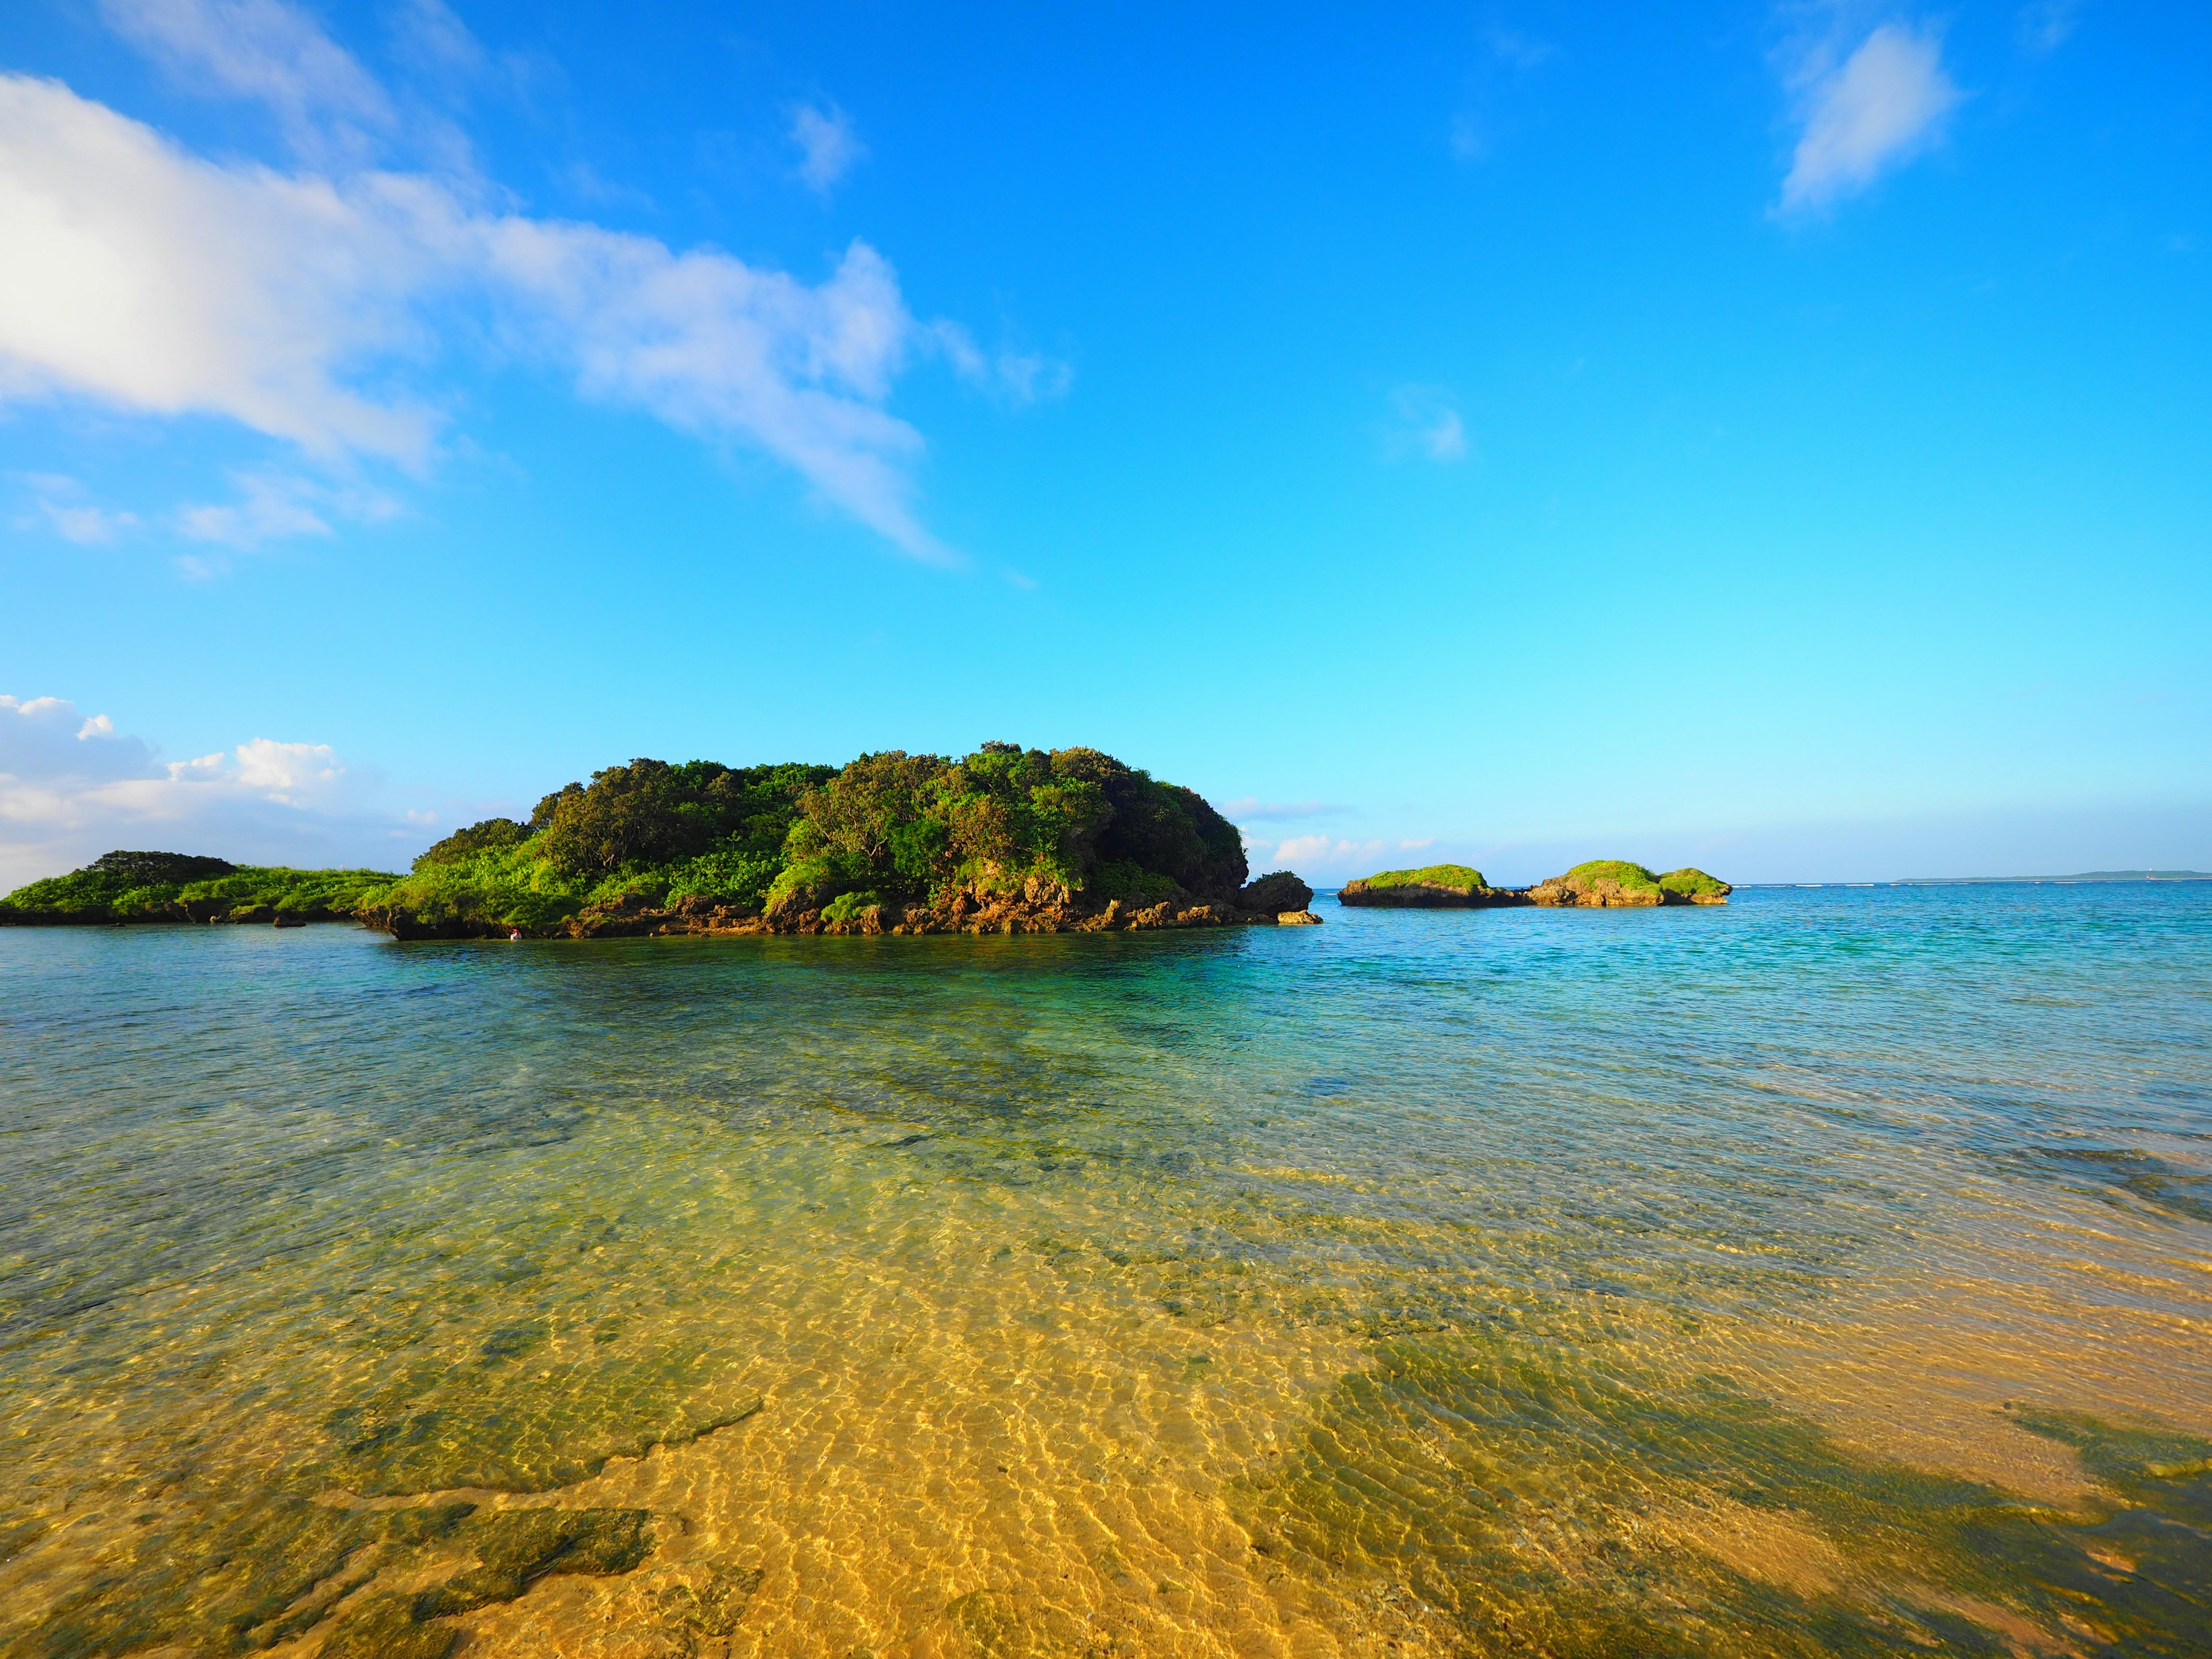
[351,744,1246,933]
[1350,863,1490,892]
[1560,858,1664,897]
[0,745,1256,934]
[0,850,399,923]
[1658,866,1730,900]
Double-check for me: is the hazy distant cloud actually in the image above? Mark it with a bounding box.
[1266,835,1437,878]
[1219,798,1349,823]
[791,101,865,193]
[0,693,426,887]
[1778,22,1960,213]
[1383,385,1467,463]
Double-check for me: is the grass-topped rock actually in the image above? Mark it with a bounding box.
[1657,866,1731,904]
[1338,865,1518,908]
[1336,859,1730,910]
[1526,859,1666,907]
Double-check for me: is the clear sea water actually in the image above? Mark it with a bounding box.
[2,884,2208,1657]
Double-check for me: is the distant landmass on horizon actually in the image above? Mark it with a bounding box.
[1891,870,2212,884]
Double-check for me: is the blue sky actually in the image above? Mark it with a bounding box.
[1,0,2205,885]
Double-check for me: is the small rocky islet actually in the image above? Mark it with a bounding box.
[0,744,1323,938]
[1338,859,1730,908]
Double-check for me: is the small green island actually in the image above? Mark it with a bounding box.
[1339,859,1731,908]
[0,744,1322,938]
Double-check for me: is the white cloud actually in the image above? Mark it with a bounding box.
[1778,22,1960,213]
[0,67,964,560]
[0,692,426,888]
[790,101,866,192]
[1383,385,1467,463]
[0,77,444,462]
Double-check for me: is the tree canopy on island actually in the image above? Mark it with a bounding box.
[1,743,1262,933]
[387,742,1249,931]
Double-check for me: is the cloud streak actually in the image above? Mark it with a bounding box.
[1778,22,1960,213]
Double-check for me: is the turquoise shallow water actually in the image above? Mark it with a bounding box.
[1,885,2208,1657]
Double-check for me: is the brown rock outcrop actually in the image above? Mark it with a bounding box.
[1237,870,1314,912]
[1524,875,1662,908]
[366,878,1324,941]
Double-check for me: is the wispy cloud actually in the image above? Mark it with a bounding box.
[98,0,395,163]
[386,0,485,79]
[10,473,139,544]
[928,321,1073,407]
[1449,18,1552,165]
[1778,21,1960,213]
[173,470,403,550]
[791,101,866,193]
[1383,385,1467,463]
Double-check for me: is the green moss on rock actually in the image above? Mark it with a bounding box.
[1338,865,1514,908]
[1659,867,1732,902]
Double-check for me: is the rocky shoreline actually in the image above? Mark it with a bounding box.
[371,873,1323,940]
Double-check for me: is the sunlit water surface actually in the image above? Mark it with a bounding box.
[2,885,2208,1657]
